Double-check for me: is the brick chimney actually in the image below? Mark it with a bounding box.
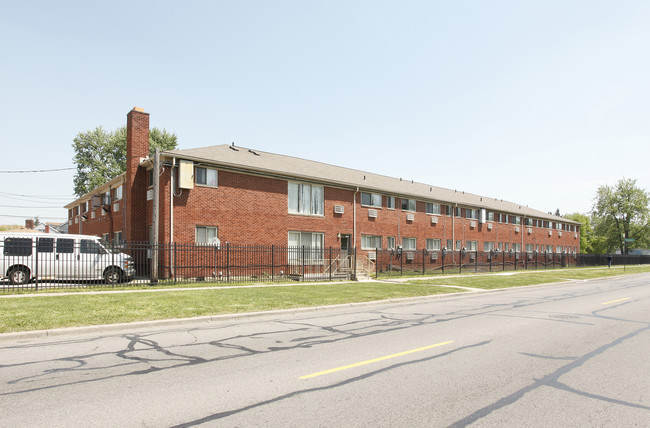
[125,107,150,242]
[25,219,34,230]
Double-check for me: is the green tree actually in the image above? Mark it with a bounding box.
[591,178,650,254]
[563,212,594,253]
[72,126,178,196]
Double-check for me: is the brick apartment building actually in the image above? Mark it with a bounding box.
[65,107,580,260]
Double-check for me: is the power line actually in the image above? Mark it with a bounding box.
[0,205,65,208]
[0,167,76,173]
[0,214,66,220]
[0,191,74,200]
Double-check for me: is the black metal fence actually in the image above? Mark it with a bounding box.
[1,236,649,292]
[0,238,354,292]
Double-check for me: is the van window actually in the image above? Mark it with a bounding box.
[37,237,55,253]
[57,239,75,254]
[80,239,104,254]
[4,237,33,256]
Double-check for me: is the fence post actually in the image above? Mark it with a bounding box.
[400,249,403,276]
[302,245,305,279]
[329,246,332,282]
[422,249,426,275]
[226,242,231,282]
[475,250,478,272]
[376,247,379,279]
[173,242,177,284]
[272,244,275,282]
[442,250,445,274]
[459,250,463,275]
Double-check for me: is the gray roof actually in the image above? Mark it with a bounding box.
[164,144,577,224]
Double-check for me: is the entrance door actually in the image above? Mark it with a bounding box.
[340,234,351,267]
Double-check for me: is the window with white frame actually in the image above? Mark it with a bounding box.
[288,231,324,264]
[361,235,382,250]
[447,239,453,250]
[525,218,533,226]
[546,245,553,252]
[487,212,495,222]
[196,226,219,245]
[114,185,123,201]
[466,209,478,220]
[455,207,462,217]
[387,236,396,250]
[114,231,123,244]
[445,205,453,216]
[526,244,534,252]
[556,222,562,230]
[557,245,563,252]
[387,196,395,210]
[466,241,478,251]
[513,243,521,252]
[426,203,441,215]
[361,192,382,208]
[484,241,495,251]
[401,199,416,212]
[504,242,509,251]
[426,238,441,251]
[288,182,324,216]
[456,240,462,250]
[196,166,218,187]
[498,242,503,251]
[402,237,417,250]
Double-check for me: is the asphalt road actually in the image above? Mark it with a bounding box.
[2,274,650,427]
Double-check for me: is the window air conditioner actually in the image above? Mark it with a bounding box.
[368,251,377,260]
[515,226,520,233]
[558,231,562,237]
[548,230,552,236]
[574,233,578,239]
[431,216,438,224]
[527,228,532,234]
[368,209,378,218]
[487,223,493,230]
[113,203,120,212]
[334,205,344,214]
[406,252,415,260]
[470,221,477,228]
[406,213,415,221]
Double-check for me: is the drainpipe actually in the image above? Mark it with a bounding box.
[353,187,359,249]
[452,203,457,263]
[170,157,175,244]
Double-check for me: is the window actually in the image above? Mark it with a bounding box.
[80,239,104,254]
[557,245,563,252]
[402,237,416,250]
[57,239,75,254]
[466,209,478,220]
[361,192,382,208]
[447,239,453,250]
[556,222,562,230]
[148,169,154,187]
[387,197,395,210]
[526,244,534,252]
[512,216,521,225]
[547,245,553,252]
[455,207,462,217]
[114,185,123,201]
[525,218,533,227]
[513,243,521,252]
[498,242,503,251]
[114,231,123,245]
[466,241,478,251]
[426,203,441,215]
[288,231,324,264]
[37,238,54,253]
[196,226,219,245]
[456,240,462,251]
[401,199,416,212]
[387,236,396,250]
[504,242,509,252]
[361,235,382,250]
[4,237,33,256]
[487,212,495,222]
[426,239,441,251]
[445,205,453,216]
[484,241,495,251]
[288,182,324,216]
[196,167,218,187]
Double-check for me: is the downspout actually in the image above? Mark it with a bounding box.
[353,187,359,249]
[452,203,457,263]
[170,157,175,244]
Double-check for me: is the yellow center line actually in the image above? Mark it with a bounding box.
[299,340,453,380]
[602,298,630,305]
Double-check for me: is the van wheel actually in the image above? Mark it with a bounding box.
[8,267,29,285]
[104,267,123,285]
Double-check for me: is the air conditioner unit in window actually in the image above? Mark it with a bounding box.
[515,226,520,233]
[548,230,552,236]
[334,205,344,214]
[368,209,378,218]
[470,221,477,228]
[558,231,562,237]
[431,216,438,224]
[527,228,532,234]
[368,251,376,260]
[574,233,578,239]
[406,213,415,221]
[487,223,493,230]
[406,252,415,260]
[113,203,120,212]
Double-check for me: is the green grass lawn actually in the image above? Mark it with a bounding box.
[1,265,648,333]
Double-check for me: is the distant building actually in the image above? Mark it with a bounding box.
[65,107,581,258]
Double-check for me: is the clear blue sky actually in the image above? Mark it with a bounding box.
[1,1,649,224]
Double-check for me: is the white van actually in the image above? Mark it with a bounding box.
[0,233,135,285]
